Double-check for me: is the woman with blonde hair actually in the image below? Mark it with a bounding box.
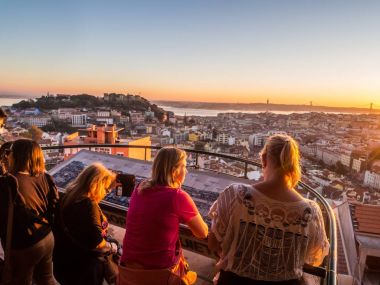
[0,139,59,285]
[208,134,329,285]
[119,147,208,285]
[53,163,116,285]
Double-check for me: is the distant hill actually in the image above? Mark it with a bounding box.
[11,93,166,118]
[0,94,31,99]
[154,100,378,114]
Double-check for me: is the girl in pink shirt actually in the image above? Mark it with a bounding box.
[120,147,208,284]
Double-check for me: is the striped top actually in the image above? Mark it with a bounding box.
[208,183,329,281]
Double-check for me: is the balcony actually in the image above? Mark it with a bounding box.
[43,144,338,285]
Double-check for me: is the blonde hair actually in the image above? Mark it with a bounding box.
[10,139,45,176]
[260,134,301,188]
[140,147,187,191]
[63,163,116,207]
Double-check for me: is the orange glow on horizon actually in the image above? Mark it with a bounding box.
[0,75,378,108]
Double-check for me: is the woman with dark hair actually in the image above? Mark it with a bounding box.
[208,135,329,285]
[0,139,59,285]
[0,141,12,175]
[53,163,116,285]
[119,147,208,285]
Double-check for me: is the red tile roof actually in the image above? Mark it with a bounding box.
[350,203,380,235]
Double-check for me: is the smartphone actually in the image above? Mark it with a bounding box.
[116,173,136,197]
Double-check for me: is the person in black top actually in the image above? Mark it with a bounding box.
[0,141,12,175]
[0,139,59,285]
[53,162,116,285]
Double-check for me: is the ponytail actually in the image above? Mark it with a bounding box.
[280,139,301,188]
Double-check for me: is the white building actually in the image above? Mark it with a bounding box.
[249,133,266,147]
[217,133,232,144]
[130,111,145,125]
[364,170,380,190]
[20,116,51,127]
[228,136,236,146]
[96,117,114,125]
[71,114,87,127]
[352,158,366,173]
[316,148,340,166]
[58,108,77,120]
[340,152,352,168]
[97,110,111,117]
[300,144,317,157]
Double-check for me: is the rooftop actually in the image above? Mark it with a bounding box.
[350,203,380,235]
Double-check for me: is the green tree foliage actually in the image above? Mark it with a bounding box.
[42,119,77,133]
[12,94,165,116]
[335,161,348,175]
[194,141,206,151]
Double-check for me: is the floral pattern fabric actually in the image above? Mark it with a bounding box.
[208,183,329,281]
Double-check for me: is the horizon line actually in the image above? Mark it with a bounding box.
[0,93,378,111]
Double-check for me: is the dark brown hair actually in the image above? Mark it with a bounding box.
[10,139,45,176]
[0,141,13,174]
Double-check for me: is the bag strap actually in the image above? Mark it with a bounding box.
[1,174,18,284]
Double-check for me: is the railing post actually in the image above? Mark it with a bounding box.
[195,153,199,169]
[244,162,248,179]
[144,148,147,161]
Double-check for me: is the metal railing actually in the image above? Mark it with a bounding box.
[43,144,337,285]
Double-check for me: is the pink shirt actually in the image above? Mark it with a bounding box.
[121,185,198,269]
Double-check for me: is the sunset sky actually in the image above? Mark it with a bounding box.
[0,0,379,108]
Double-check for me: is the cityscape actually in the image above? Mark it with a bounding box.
[1,91,380,284]
[2,92,380,205]
[1,1,380,285]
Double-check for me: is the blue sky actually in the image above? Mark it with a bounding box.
[0,0,379,106]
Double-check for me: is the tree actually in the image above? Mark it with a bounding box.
[335,161,348,175]
[29,125,43,141]
[42,119,76,133]
[194,141,206,151]
[212,128,218,139]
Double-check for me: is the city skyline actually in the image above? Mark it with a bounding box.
[1,0,379,108]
